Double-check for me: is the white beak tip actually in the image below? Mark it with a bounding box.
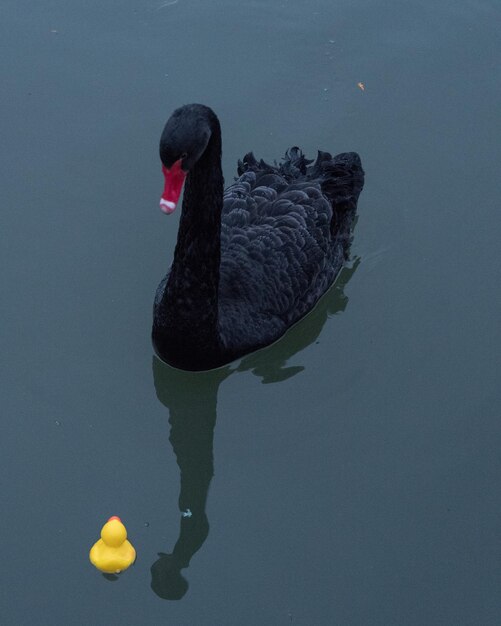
[160,199,176,214]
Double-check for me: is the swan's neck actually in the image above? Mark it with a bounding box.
[156,126,224,368]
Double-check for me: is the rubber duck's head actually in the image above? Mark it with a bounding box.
[101,516,127,547]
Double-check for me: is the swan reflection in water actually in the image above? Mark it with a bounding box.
[150,259,359,599]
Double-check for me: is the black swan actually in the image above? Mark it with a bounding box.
[153,104,364,371]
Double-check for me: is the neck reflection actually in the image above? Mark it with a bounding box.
[151,363,230,600]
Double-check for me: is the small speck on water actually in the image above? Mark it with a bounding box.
[156,0,178,9]
[54,420,61,427]
[144,522,150,527]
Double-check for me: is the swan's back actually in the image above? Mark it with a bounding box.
[218,149,364,354]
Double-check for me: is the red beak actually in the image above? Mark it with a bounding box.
[160,159,187,214]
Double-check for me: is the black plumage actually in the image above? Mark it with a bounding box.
[153,104,364,370]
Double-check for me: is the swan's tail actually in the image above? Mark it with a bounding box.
[311,151,364,247]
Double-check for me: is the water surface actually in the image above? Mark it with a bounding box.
[1,0,500,624]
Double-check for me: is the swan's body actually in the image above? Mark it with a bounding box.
[153,104,364,371]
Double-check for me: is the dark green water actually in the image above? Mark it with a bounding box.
[1,0,500,624]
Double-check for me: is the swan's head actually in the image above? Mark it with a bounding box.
[159,104,213,214]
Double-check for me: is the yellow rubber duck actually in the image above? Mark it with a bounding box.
[89,516,136,574]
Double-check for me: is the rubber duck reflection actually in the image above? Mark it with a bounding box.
[150,260,359,599]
